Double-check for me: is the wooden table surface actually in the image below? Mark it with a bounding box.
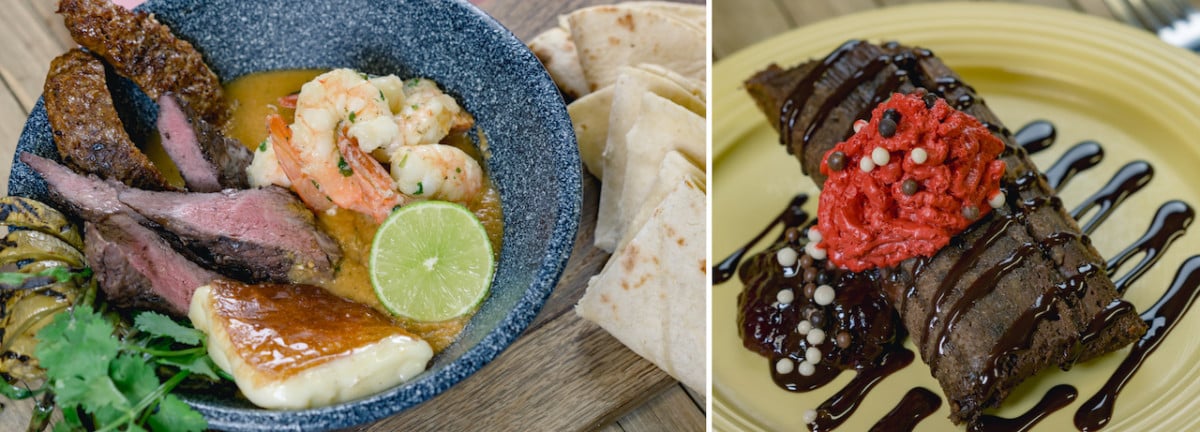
[0,0,704,431]
[714,0,1200,60]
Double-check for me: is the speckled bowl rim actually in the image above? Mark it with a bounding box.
[8,0,580,430]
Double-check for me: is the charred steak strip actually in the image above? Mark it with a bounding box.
[117,186,342,285]
[85,215,219,317]
[745,41,1146,423]
[58,0,227,125]
[23,153,340,286]
[156,93,251,192]
[43,49,174,191]
[21,152,132,222]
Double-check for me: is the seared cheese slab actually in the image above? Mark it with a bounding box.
[190,280,432,409]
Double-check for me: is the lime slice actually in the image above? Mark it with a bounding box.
[370,201,494,322]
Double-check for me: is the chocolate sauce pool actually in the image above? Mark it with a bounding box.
[719,119,1200,431]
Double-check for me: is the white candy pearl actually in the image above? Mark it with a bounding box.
[803,410,818,424]
[806,346,822,365]
[807,328,827,346]
[777,247,799,267]
[989,191,1006,209]
[871,147,890,166]
[911,147,928,164]
[807,228,823,243]
[814,284,836,306]
[775,358,795,374]
[859,157,876,172]
[798,361,816,376]
[805,242,828,260]
[777,289,795,305]
[797,320,813,335]
[853,119,868,133]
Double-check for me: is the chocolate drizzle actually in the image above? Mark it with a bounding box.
[713,194,808,284]
[1013,120,1056,155]
[780,40,865,161]
[973,384,1079,432]
[1073,256,1200,431]
[1070,161,1154,234]
[1044,141,1104,191]
[808,348,914,432]
[1107,201,1194,293]
[869,387,941,432]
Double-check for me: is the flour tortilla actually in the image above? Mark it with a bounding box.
[576,178,706,395]
[529,27,590,100]
[623,1,705,31]
[566,86,614,179]
[570,66,702,181]
[557,1,704,32]
[595,87,704,251]
[567,5,705,92]
[634,63,706,105]
[620,151,703,249]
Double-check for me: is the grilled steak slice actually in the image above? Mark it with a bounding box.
[745,41,1147,424]
[24,153,340,285]
[156,93,251,192]
[85,215,219,317]
[42,49,174,191]
[116,186,341,285]
[58,0,227,125]
[21,152,130,222]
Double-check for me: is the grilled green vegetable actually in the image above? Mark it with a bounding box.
[0,197,89,384]
[0,197,82,250]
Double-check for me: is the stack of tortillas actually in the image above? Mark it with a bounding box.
[529,1,706,396]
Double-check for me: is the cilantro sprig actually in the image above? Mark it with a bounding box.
[32,306,221,432]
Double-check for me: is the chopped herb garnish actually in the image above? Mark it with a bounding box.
[359,72,369,80]
[258,140,268,152]
[379,90,386,101]
[411,104,419,110]
[338,157,353,176]
[348,112,357,123]
[397,153,410,169]
[0,267,92,290]
[415,182,424,195]
[455,167,461,173]
[311,180,321,190]
[406,78,421,87]
[32,306,219,432]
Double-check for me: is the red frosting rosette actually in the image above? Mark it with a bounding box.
[814,92,1007,272]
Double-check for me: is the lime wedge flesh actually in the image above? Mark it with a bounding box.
[370,201,494,322]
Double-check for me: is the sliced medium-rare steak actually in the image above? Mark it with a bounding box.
[744,41,1146,423]
[58,0,228,125]
[156,93,252,192]
[117,186,341,285]
[23,153,340,286]
[21,152,129,222]
[85,215,219,317]
[42,49,174,191]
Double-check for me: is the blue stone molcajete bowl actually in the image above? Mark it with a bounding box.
[9,0,580,430]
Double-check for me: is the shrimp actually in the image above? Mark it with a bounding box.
[389,144,483,203]
[386,78,474,152]
[263,68,403,222]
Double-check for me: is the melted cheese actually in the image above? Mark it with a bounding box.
[190,281,432,409]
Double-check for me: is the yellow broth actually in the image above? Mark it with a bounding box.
[221,69,502,353]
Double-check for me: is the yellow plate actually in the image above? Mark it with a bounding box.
[713,3,1200,431]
